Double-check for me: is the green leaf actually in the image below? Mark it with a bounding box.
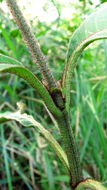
[8,155,33,190]
[44,152,55,190]
[0,53,22,65]
[0,61,61,117]
[0,111,69,171]
[75,179,107,190]
[1,127,13,190]
[0,25,17,57]
[62,5,107,110]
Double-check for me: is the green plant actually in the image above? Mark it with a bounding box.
[0,0,107,189]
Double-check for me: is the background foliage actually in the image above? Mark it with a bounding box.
[0,0,107,189]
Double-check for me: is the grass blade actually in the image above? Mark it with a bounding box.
[1,126,13,190]
[0,25,17,57]
[44,152,55,190]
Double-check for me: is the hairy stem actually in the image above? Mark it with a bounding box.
[6,0,56,89]
[6,1,83,188]
[56,110,83,188]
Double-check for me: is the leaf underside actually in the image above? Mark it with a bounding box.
[62,5,107,110]
[0,111,69,171]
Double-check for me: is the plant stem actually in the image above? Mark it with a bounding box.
[6,0,57,89]
[6,0,83,188]
[56,109,83,189]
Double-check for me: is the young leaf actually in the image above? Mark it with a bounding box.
[75,179,107,190]
[0,111,69,171]
[62,6,107,110]
[0,63,61,117]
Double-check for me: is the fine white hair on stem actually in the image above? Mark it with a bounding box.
[6,0,57,89]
